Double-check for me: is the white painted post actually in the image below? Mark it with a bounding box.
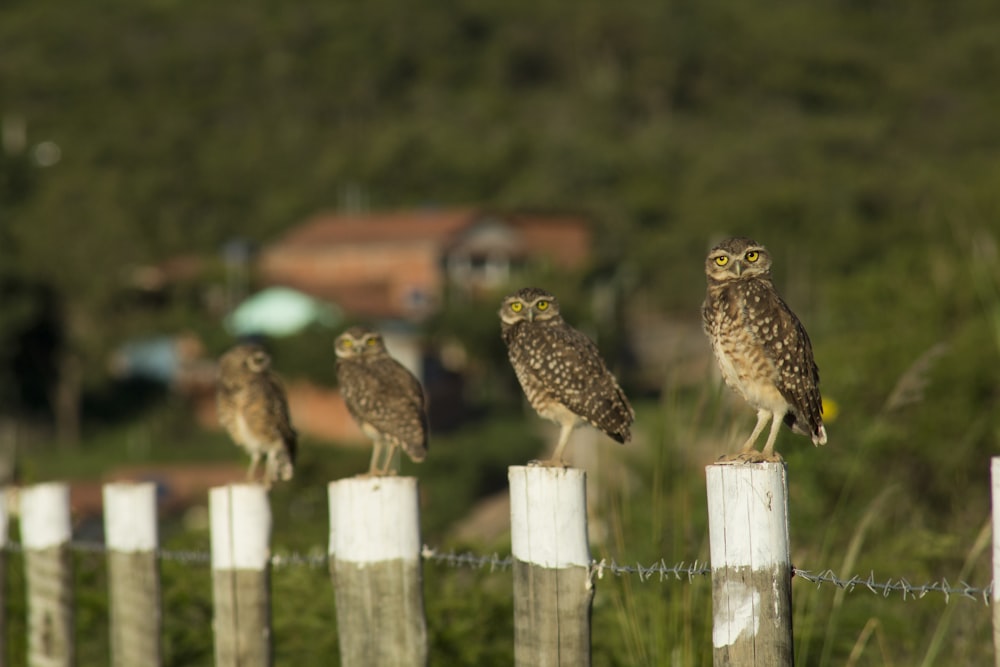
[991,457,1000,667]
[209,484,272,667]
[20,482,74,667]
[0,487,9,667]
[328,476,427,667]
[509,466,593,667]
[706,462,793,667]
[104,482,161,667]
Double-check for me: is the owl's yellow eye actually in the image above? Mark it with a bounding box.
[511,302,523,313]
[365,337,377,346]
[341,339,353,348]
[714,256,729,267]
[745,250,759,263]
[536,300,549,311]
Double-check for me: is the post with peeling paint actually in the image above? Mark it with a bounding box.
[209,484,273,667]
[706,462,793,667]
[509,465,593,667]
[328,476,428,667]
[990,457,1000,667]
[21,482,74,667]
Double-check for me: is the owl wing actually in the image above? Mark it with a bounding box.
[745,282,824,440]
[216,379,242,437]
[521,324,634,441]
[244,373,298,461]
[265,373,298,463]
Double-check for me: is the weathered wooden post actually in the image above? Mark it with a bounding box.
[991,457,1000,667]
[0,487,9,667]
[209,484,272,667]
[328,476,427,667]
[509,465,593,667]
[20,482,74,667]
[706,461,793,667]
[104,482,161,667]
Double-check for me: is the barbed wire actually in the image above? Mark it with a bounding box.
[793,568,993,605]
[4,541,991,605]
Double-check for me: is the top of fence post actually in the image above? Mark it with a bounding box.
[104,482,158,553]
[328,476,421,564]
[209,484,271,571]
[20,482,71,550]
[508,465,590,569]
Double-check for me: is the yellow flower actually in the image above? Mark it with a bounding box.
[821,397,840,423]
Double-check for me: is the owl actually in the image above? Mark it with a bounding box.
[499,287,634,466]
[702,237,827,461]
[216,343,297,487]
[334,326,428,476]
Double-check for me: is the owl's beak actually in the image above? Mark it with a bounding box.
[734,261,743,277]
[527,310,535,322]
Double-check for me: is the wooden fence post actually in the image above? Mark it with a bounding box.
[328,476,427,667]
[991,457,1000,667]
[209,484,272,667]
[20,482,74,667]
[706,462,793,667]
[104,482,161,667]
[508,465,593,667]
[0,487,8,667]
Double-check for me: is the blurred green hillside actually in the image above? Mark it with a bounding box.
[2,0,1000,664]
[2,0,1000,413]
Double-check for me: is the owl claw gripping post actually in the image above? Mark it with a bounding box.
[702,237,827,463]
[500,287,634,467]
[335,326,429,477]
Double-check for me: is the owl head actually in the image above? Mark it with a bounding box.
[335,325,386,360]
[705,237,773,284]
[499,287,562,327]
[219,343,271,377]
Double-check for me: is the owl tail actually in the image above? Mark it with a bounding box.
[784,412,826,446]
[267,433,296,483]
[404,440,428,463]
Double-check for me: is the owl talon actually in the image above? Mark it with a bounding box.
[716,450,783,464]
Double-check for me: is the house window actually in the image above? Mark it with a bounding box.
[448,252,511,288]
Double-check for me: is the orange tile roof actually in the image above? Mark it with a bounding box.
[275,207,478,247]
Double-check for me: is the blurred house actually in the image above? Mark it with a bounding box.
[255,206,594,441]
[135,208,596,444]
[257,207,592,321]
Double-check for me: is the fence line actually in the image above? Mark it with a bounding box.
[0,469,996,666]
[3,540,990,604]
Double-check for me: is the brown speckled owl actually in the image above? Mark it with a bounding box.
[702,237,827,461]
[335,326,428,476]
[500,287,634,467]
[216,343,297,487]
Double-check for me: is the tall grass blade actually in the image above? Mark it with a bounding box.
[917,517,991,667]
